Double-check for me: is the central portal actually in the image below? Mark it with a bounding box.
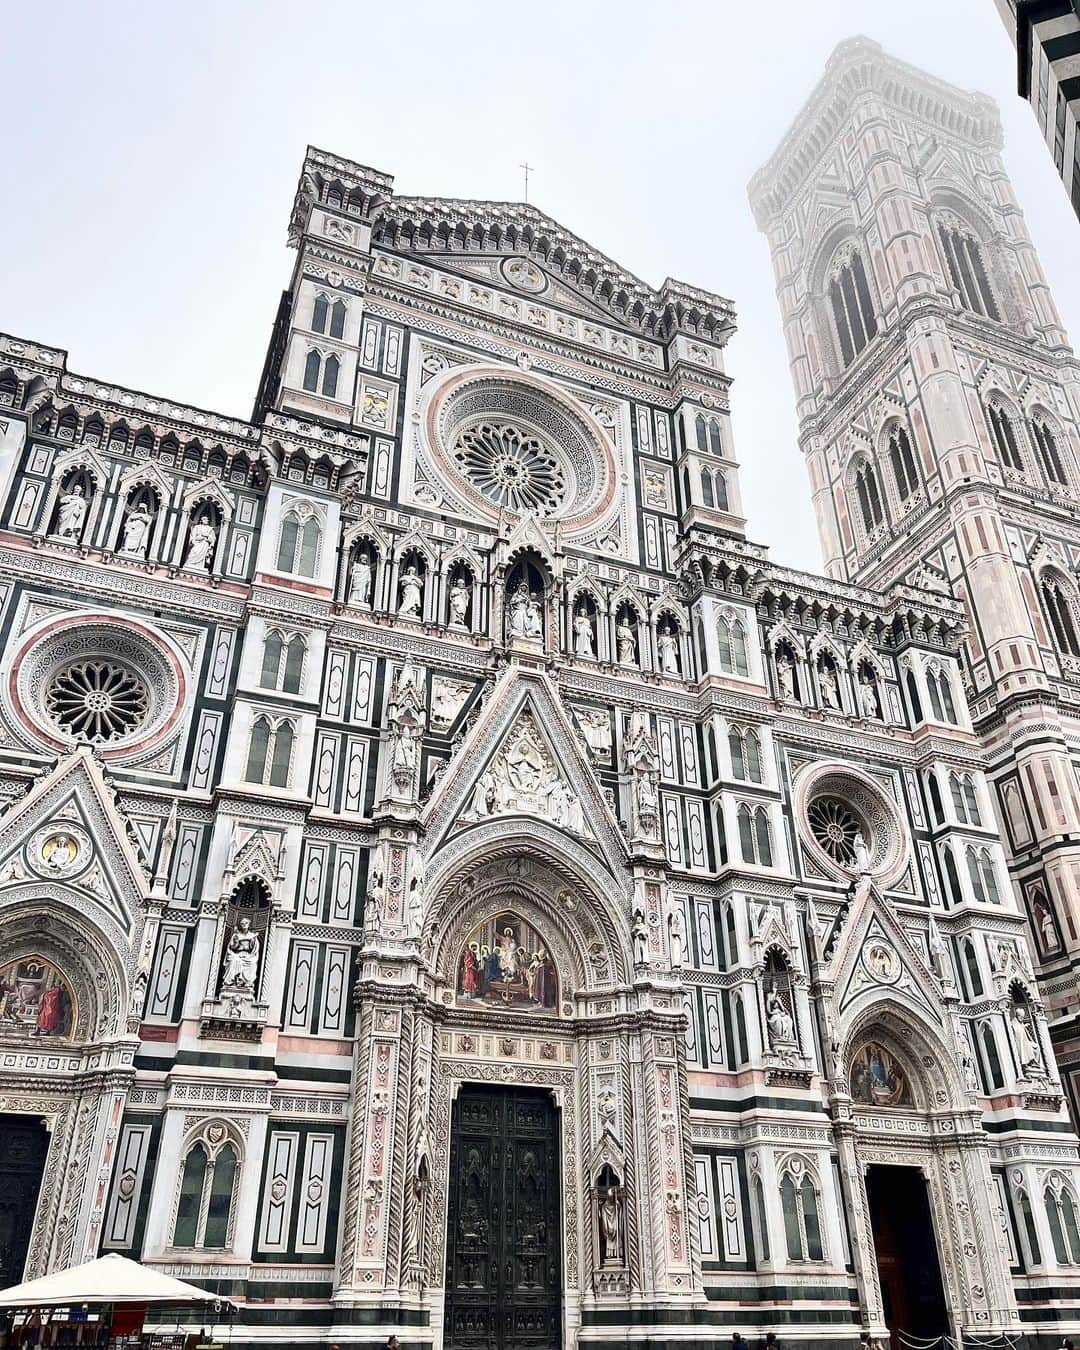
[445,1085,561,1350]
[0,1115,49,1287]
[866,1164,949,1350]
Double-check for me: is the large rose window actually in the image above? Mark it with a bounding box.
[44,660,150,744]
[452,422,567,515]
[795,763,908,885]
[806,795,866,867]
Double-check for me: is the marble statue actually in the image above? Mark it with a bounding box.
[1010,1003,1042,1074]
[573,606,594,657]
[616,616,637,667]
[858,673,880,720]
[599,1185,623,1265]
[186,516,217,571]
[657,624,678,674]
[852,830,871,874]
[399,565,423,618]
[351,550,373,605]
[448,577,470,627]
[765,983,796,1045]
[776,652,796,701]
[667,905,685,969]
[56,485,87,540]
[121,502,153,555]
[819,661,841,710]
[221,917,261,992]
[631,908,649,967]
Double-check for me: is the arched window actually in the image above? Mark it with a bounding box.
[1045,1184,1080,1265]
[938,223,1000,320]
[928,773,945,825]
[330,299,347,340]
[1041,574,1080,657]
[949,772,981,826]
[829,250,877,366]
[725,906,739,967]
[854,459,886,535]
[734,995,748,1066]
[701,465,714,508]
[755,807,773,866]
[1032,417,1066,485]
[986,403,1024,472]
[717,617,750,677]
[260,631,306,695]
[246,715,294,789]
[303,350,321,393]
[727,727,763,784]
[926,666,957,724]
[980,1022,1005,1090]
[888,425,920,502]
[322,353,340,399]
[739,804,773,867]
[1018,1188,1041,1265]
[943,845,963,906]
[906,670,923,724]
[277,508,321,577]
[963,938,983,997]
[312,294,329,334]
[967,846,1001,904]
[779,1168,824,1262]
[752,1173,770,1263]
[172,1136,240,1250]
[695,412,723,455]
[700,466,729,511]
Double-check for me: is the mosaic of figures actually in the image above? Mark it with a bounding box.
[457,911,558,1012]
[0,956,76,1040]
[849,1042,912,1107]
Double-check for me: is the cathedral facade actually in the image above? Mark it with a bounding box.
[0,36,1078,1350]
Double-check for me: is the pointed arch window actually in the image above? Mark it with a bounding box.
[926,666,957,724]
[979,1021,1005,1091]
[738,803,773,866]
[986,403,1024,472]
[752,1173,770,1263]
[888,425,920,502]
[329,299,346,340]
[729,727,763,783]
[260,630,306,695]
[172,1137,239,1249]
[963,938,983,997]
[1045,1184,1080,1265]
[1018,1188,1041,1265]
[854,460,886,535]
[905,670,923,724]
[928,772,945,824]
[779,1168,824,1262]
[312,294,329,334]
[949,772,982,826]
[943,844,963,906]
[696,412,724,455]
[277,508,321,577]
[1032,417,1067,485]
[966,845,1001,904]
[829,251,877,367]
[1041,574,1080,657]
[734,994,749,1066]
[303,349,322,393]
[246,715,295,789]
[938,224,1000,320]
[700,466,729,511]
[717,616,750,677]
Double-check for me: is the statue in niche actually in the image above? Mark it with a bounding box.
[1033,893,1058,954]
[56,484,88,540]
[121,502,153,556]
[858,671,880,720]
[185,514,217,571]
[598,1170,624,1266]
[221,916,261,992]
[776,651,796,701]
[819,659,841,710]
[573,605,594,657]
[365,867,385,936]
[616,615,638,667]
[579,709,612,760]
[765,981,796,1046]
[657,623,679,674]
[507,579,543,639]
[469,769,497,818]
[635,769,659,830]
[398,564,424,618]
[1010,1002,1042,1074]
[350,550,373,606]
[448,576,470,627]
[667,904,685,970]
[631,908,649,967]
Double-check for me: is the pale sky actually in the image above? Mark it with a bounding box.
[2,0,1076,573]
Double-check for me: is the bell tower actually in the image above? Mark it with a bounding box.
[750,38,1080,1093]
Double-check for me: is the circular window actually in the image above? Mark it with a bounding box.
[11,617,184,757]
[795,763,908,885]
[44,660,150,744]
[453,422,567,515]
[807,795,866,866]
[425,369,616,530]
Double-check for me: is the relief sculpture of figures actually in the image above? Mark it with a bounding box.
[765,982,795,1046]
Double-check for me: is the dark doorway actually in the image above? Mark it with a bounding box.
[866,1164,949,1350]
[0,1115,49,1287]
[445,1085,561,1350]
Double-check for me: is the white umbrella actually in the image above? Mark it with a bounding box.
[0,1254,233,1310]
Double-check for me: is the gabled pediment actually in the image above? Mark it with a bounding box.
[421,669,627,870]
[0,748,150,938]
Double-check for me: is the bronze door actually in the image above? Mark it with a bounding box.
[445,1086,561,1350]
[0,1116,48,1287]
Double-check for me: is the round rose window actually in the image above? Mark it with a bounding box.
[806,795,865,867]
[44,660,150,744]
[452,421,568,515]
[795,763,909,885]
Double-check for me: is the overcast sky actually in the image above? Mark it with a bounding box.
[2,0,1077,573]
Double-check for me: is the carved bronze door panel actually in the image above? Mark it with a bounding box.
[0,1115,48,1287]
[445,1086,561,1350]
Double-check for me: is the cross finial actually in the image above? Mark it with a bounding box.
[519,161,533,203]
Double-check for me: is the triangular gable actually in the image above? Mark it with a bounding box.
[0,748,150,937]
[830,878,943,1027]
[421,669,627,870]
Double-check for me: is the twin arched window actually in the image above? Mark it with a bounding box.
[1045,1182,1080,1265]
[246,715,294,788]
[260,631,306,695]
[938,224,999,320]
[1032,416,1067,485]
[729,726,763,783]
[779,1169,824,1262]
[277,508,321,577]
[303,350,341,399]
[854,459,886,536]
[926,665,958,724]
[174,1138,239,1249]
[737,803,773,867]
[1040,574,1080,658]
[695,413,724,455]
[966,845,1001,904]
[987,403,1024,472]
[888,425,919,502]
[700,465,729,511]
[829,251,877,367]
[311,293,346,339]
[716,616,749,677]
[949,772,982,826]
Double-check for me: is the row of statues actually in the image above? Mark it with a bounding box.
[776,650,881,718]
[53,485,219,571]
